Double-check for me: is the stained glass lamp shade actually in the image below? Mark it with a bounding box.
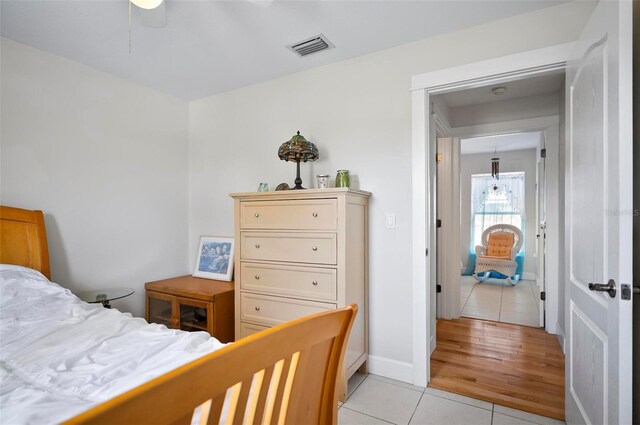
[278,131,319,190]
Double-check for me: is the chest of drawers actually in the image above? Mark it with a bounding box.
[230,188,370,400]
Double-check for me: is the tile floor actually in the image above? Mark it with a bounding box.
[339,373,565,425]
[459,276,540,327]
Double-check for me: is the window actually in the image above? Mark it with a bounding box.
[470,172,525,250]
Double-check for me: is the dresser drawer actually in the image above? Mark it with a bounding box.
[241,262,337,302]
[241,232,336,265]
[239,322,269,338]
[241,293,336,327]
[241,199,337,230]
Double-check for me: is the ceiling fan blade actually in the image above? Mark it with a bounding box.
[139,0,167,28]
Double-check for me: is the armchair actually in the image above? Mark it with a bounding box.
[473,224,523,285]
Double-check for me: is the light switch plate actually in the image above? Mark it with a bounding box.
[386,213,396,229]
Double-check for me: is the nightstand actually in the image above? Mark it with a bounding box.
[145,275,234,343]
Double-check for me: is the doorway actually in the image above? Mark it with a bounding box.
[457,133,544,328]
[431,70,564,331]
[429,72,565,419]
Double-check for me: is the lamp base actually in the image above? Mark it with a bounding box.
[293,161,305,190]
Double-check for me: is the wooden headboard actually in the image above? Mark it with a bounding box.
[0,206,51,279]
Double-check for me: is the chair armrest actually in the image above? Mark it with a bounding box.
[511,247,519,261]
[475,245,486,257]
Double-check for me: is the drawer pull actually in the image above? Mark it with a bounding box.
[312,212,318,217]
[254,306,260,311]
[254,213,260,218]
[312,246,318,251]
[255,244,261,249]
[312,281,318,286]
[255,275,260,280]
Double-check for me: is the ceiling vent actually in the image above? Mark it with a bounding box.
[287,34,334,57]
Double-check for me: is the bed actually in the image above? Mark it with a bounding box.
[0,206,356,424]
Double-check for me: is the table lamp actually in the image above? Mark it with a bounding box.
[278,131,319,190]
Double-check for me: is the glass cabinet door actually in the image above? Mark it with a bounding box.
[148,293,174,328]
[177,298,211,333]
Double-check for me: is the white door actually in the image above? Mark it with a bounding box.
[537,143,546,328]
[565,1,633,424]
[435,137,461,320]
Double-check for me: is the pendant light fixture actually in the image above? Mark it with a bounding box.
[491,148,500,181]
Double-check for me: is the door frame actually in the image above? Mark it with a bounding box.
[536,135,547,328]
[445,125,556,325]
[410,42,574,387]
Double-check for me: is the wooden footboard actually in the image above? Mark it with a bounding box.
[65,304,357,425]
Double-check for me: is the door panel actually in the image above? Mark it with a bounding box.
[147,292,174,328]
[565,1,633,424]
[570,42,605,294]
[570,302,606,425]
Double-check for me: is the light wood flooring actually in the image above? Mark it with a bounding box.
[430,318,565,421]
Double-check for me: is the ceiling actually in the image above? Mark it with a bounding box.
[461,132,541,155]
[442,71,565,108]
[1,1,565,100]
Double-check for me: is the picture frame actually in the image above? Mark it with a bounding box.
[193,236,235,281]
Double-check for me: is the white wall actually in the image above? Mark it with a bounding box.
[0,38,190,316]
[450,92,559,128]
[460,149,538,275]
[188,2,593,380]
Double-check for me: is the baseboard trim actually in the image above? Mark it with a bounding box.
[522,272,536,281]
[367,355,414,385]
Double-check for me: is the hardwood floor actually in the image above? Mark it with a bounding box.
[430,318,565,421]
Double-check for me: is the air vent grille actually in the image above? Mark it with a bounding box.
[287,34,334,57]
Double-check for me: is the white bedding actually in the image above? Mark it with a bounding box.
[0,265,226,424]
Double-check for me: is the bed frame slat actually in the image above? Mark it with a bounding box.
[254,364,275,424]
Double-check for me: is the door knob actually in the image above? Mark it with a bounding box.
[255,244,260,249]
[254,213,260,218]
[312,246,318,251]
[312,212,318,217]
[588,279,616,298]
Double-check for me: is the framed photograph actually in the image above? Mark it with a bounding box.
[193,236,235,281]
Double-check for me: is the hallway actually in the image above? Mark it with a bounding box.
[460,276,540,327]
[430,318,564,420]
